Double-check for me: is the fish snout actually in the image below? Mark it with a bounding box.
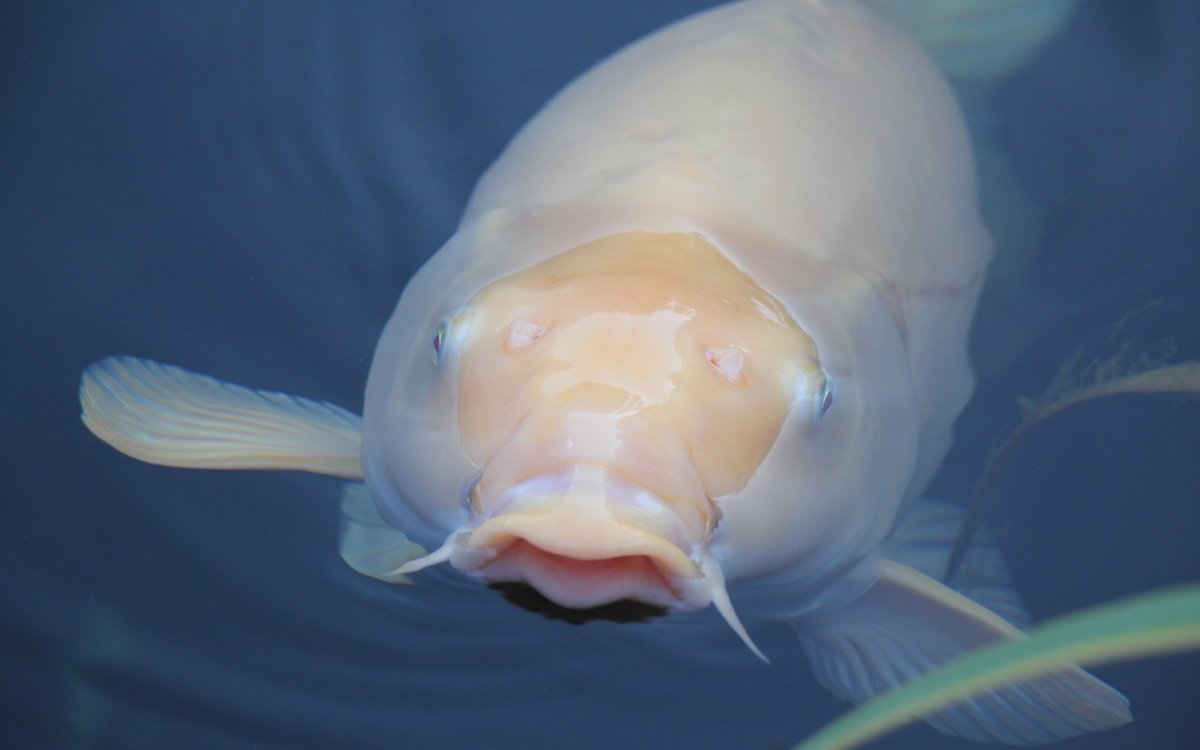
[455,465,713,610]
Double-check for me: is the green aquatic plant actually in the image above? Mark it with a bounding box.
[790,349,1200,750]
[948,351,1200,581]
[791,583,1200,750]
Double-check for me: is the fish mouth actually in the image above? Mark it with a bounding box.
[395,464,767,660]
[479,541,683,609]
[458,465,710,610]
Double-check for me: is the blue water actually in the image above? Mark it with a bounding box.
[2,2,1197,748]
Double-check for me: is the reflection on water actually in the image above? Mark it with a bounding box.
[2,2,1197,749]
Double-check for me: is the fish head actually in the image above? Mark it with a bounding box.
[377,232,826,625]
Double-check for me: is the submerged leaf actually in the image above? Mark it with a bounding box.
[1017,360,1200,424]
[791,584,1200,750]
[946,353,1200,582]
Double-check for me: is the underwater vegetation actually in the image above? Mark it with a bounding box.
[5,2,1194,747]
[795,353,1200,749]
[951,345,1200,580]
[793,584,1200,750]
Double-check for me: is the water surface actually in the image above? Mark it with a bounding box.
[2,2,1197,748]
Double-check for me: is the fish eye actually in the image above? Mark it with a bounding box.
[431,321,448,364]
[797,366,833,427]
[819,381,834,420]
[430,309,474,365]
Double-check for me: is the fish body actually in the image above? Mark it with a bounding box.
[365,0,983,605]
[81,0,1132,743]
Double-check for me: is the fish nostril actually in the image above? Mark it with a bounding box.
[505,318,546,350]
[706,347,745,383]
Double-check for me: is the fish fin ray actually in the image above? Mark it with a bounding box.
[796,561,1130,744]
[338,482,426,583]
[80,356,363,478]
[860,0,1078,80]
[886,497,1030,629]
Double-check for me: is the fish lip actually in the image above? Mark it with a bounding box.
[453,464,714,609]
[390,466,764,659]
[479,541,689,609]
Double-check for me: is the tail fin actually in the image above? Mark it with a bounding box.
[861,0,1078,80]
[859,0,1080,376]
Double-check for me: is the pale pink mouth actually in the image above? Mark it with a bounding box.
[393,464,767,660]
[481,540,682,609]
[456,465,708,610]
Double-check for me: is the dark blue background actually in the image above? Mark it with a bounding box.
[3,2,1197,749]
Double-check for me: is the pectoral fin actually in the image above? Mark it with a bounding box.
[885,497,1030,629]
[80,356,363,479]
[338,482,427,583]
[797,561,1131,744]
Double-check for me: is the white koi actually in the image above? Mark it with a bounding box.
[81,0,1131,743]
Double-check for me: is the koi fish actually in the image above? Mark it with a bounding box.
[81,0,1131,743]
